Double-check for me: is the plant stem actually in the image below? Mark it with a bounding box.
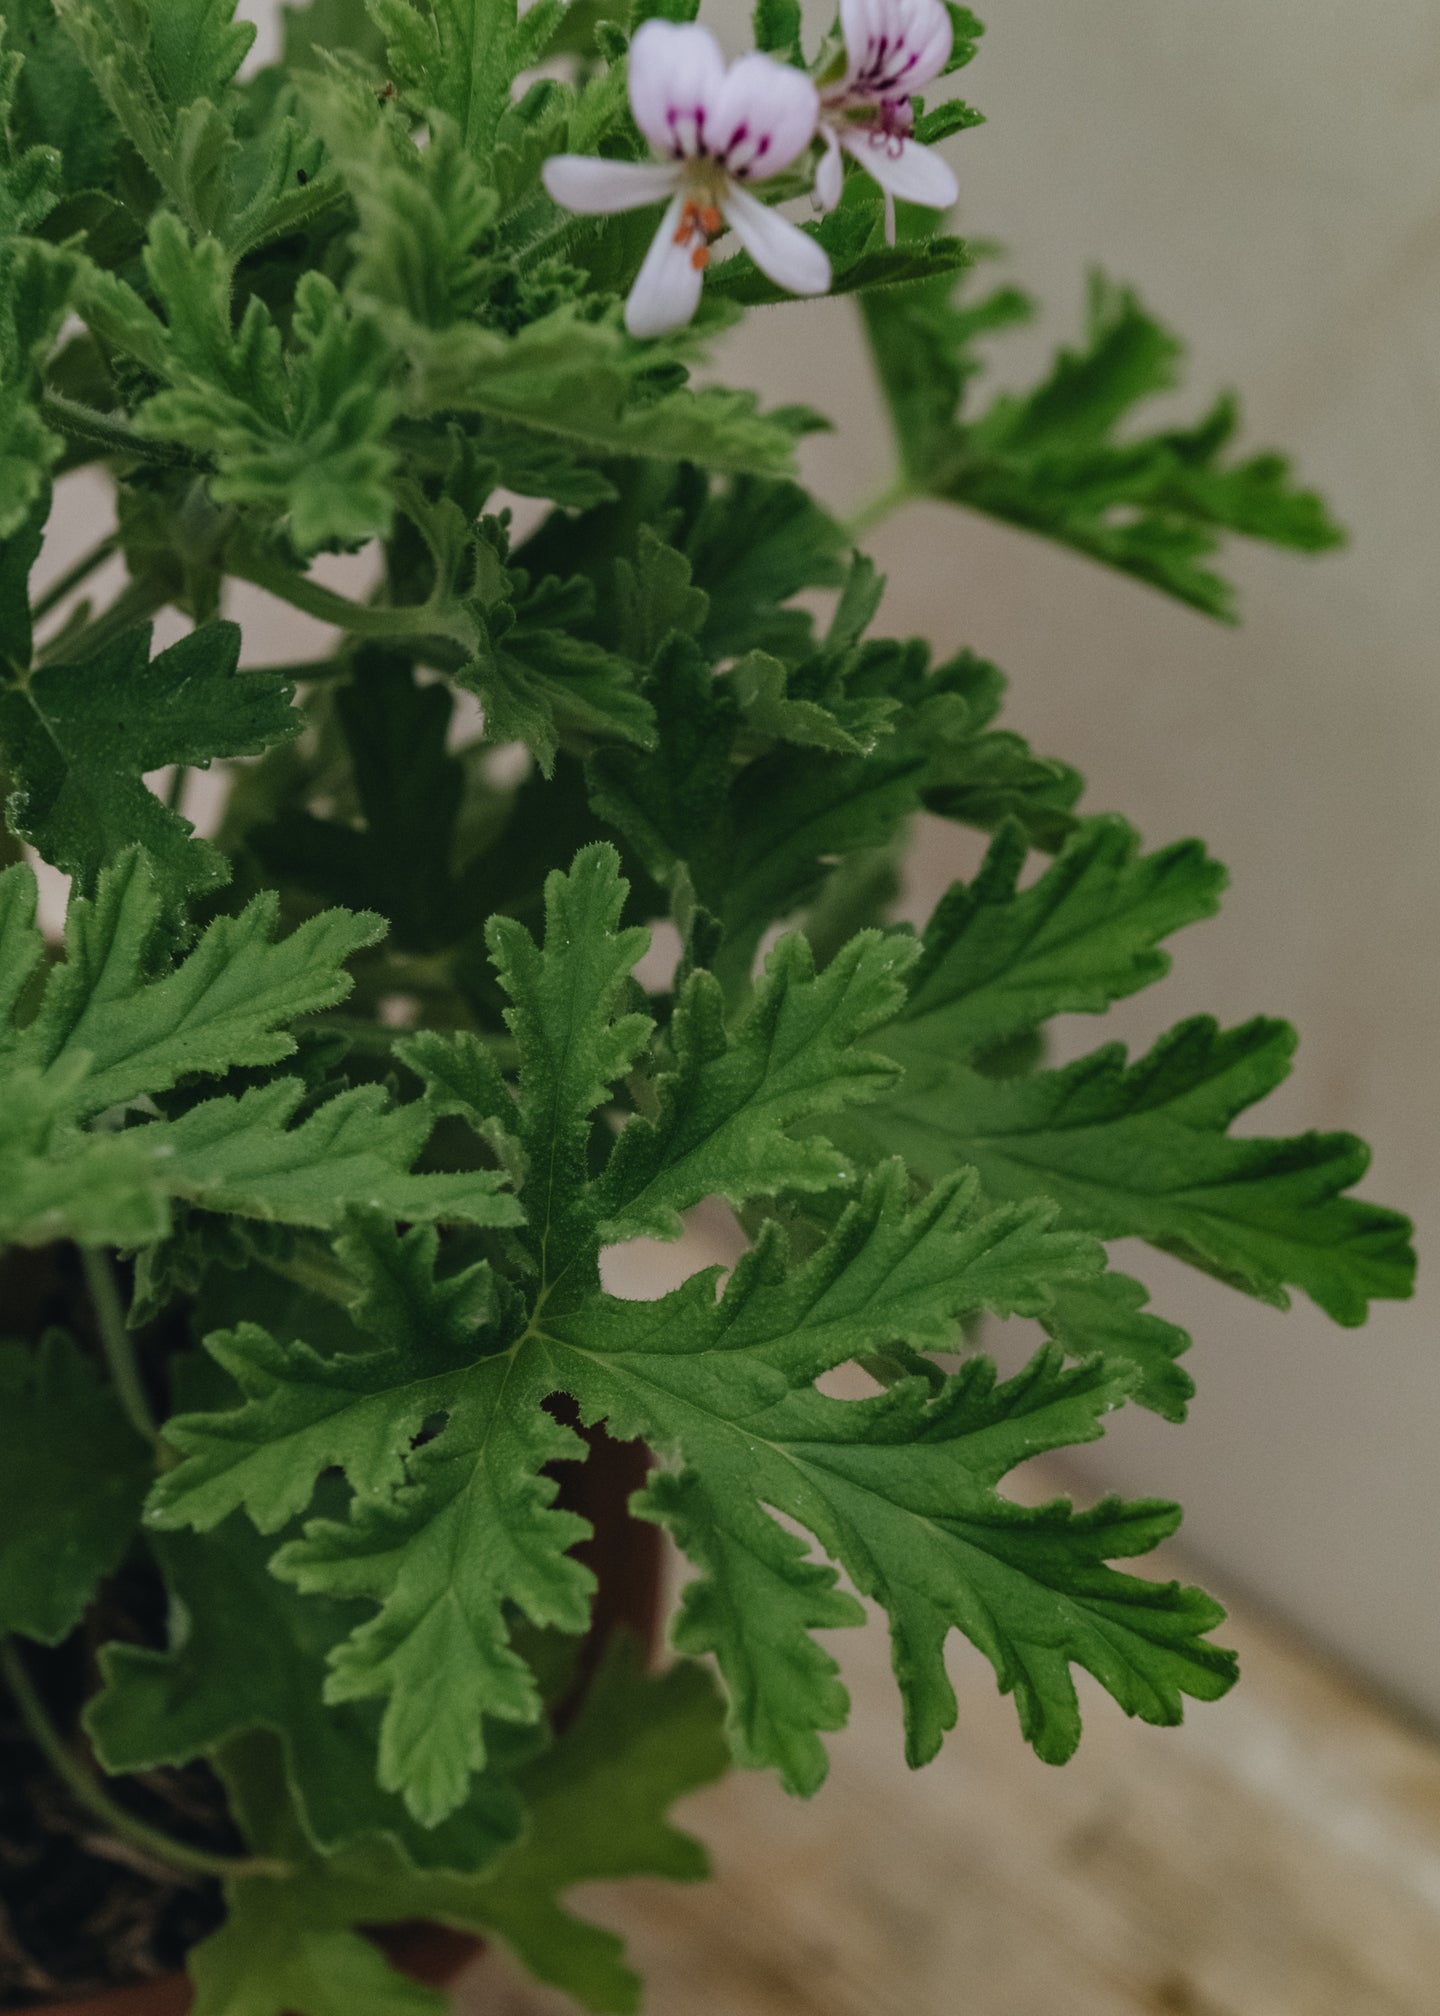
[41,393,211,473]
[0,1640,291,1884]
[80,1247,160,1450]
[31,533,121,624]
[226,543,474,651]
[843,473,917,544]
[165,763,189,814]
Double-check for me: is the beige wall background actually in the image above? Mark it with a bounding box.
[40,3,1439,1718]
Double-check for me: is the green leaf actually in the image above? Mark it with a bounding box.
[0,240,74,543]
[751,0,801,60]
[398,1026,527,1188]
[135,220,400,551]
[565,1162,1106,1789]
[685,476,849,660]
[142,0,255,107]
[593,924,917,1241]
[270,1343,593,1826]
[460,571,657,775]
[0,68,61,245]
[611,524,708,666]
[398,305,815,482]
[849,1015,1416,1325]
[0,1065,169,1247]
[486,843,652,1265]
[0,850,515,1245]
[912,648,1084,852]
[898,816,1227,1060]
[3,0,120,194]
[87,1514,526,1871]
[0,619,298,914]
[1039,1270,1194,1424]
[308,79,498,333]
[188,1884,446,2016]
[534,1167,1233,1790]
[863,270,1345,618]
[149,1217,496,1538]
[446,1641,726,2011]
[369,0,518,162]
[588,637,922,989]
[0,1332,152,1642]
[53,0,252,232]
[13,850,380,1118]
[147,1078,525,1232]
[197,1645,726,2016]
[280,0,388,70]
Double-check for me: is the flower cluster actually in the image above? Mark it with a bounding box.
[542,0,959,338]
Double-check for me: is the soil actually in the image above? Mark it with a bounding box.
[0,1250,239,2005]
[0,1657,233,2006]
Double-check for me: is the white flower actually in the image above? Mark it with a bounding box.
[542,19,830,339]
[815,0,960,241]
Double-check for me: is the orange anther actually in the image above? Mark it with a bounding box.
[690,244,710,270]
[698,205,722,236]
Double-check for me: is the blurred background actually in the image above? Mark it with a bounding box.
[30,4,1440,2003]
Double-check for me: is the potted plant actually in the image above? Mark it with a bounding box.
[0,0,1414,2009]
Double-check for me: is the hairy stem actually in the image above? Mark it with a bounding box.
[41,394,212,473]
[80,1247,160,1450]
[0,1640,291,1884]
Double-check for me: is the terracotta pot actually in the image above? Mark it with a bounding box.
[15,1417,661,2016]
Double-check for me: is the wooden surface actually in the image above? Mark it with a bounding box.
[455,1508,1440,2015]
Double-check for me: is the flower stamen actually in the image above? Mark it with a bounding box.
[672,199,725,259]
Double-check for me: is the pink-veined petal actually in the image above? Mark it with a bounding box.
[901,0,955,90]
[839,0,881,81]
[841,127,958,209]
[625,193,707,338]
[721,184,831,297]
[842,0,953,97]
[711,51,819,181]
[542,154,680,215]
[628,19,726,159]
[814,126,845,212]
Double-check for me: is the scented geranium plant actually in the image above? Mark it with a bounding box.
[0,0,1415,2009]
